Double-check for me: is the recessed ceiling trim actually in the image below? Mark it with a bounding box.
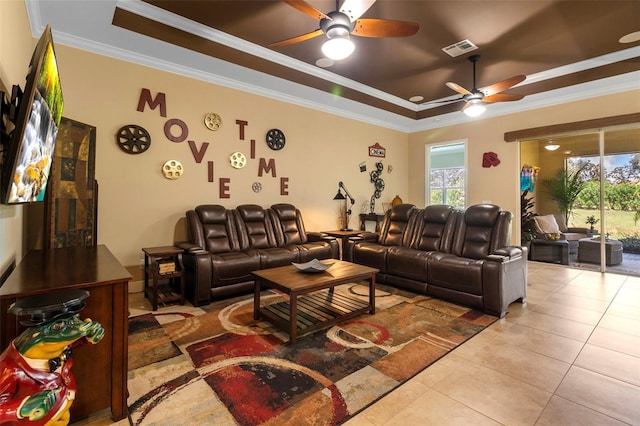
[522,45,640,86]
[120,0,640,114]
[409,71,640,133]
[24,0,640,134]
[115,0,421,111]
[53,24,417,133]
[415,46,640,112]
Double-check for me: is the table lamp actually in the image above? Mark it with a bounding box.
[333,181,355,231]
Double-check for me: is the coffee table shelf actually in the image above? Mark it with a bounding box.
[252,260,378,343]
[261,289,370,335]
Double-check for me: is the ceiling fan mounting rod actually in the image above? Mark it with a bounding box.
[469,54,480,91]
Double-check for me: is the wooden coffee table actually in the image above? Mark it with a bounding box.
[252,260,378,343]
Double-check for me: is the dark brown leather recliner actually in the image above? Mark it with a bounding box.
[346,204,418,274]
[178,203,339,306]
[348,203,527,318]
[234,204,299,269]
[269,203,338,262]
[427,204,526,317]
[179,205,261,305]
[385,205,457,293]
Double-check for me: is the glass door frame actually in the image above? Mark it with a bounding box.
[518,122,639,274]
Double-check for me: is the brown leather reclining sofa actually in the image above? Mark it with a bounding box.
[177,203,339,306]
[345,203,527,318]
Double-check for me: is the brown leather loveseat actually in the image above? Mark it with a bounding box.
[177,203,339,306]
[345,203,527,317]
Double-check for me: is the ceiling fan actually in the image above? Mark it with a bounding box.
[445,55,526,117]
[269,0,419,60]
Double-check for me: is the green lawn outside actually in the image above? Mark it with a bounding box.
[569,208,640,253]
[570,208,639,238]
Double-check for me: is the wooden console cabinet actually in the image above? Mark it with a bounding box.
[0,245,131,422]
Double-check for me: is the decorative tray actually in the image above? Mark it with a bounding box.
[291,258,335,273]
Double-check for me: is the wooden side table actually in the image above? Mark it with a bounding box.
[359,213,385,232]
[324,230,362,260]
[142,246,185,311]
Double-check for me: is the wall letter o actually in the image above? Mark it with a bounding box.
[164,118,188,142]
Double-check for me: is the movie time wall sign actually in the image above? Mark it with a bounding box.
[116,88,290,198]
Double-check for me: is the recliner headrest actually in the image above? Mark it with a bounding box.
[389,203,416,221]
[465,204,500,227]
[271,203,297,220]
[237,204,265,221]
[424,205,453,223]
[195,205,227,224]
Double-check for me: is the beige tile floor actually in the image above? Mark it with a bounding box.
[73,261,640,425]
[346,262,640,426]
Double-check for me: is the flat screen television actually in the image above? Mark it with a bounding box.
[1,25,63,204]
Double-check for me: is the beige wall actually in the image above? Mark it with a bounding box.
[52,45,409,278]
[0,0,33,279]
[408,90,640,241]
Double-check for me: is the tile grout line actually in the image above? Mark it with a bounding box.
[531,270,631,425]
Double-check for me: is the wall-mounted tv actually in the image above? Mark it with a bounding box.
[1,25,63,204]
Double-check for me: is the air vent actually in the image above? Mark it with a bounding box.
[442,39,478,57]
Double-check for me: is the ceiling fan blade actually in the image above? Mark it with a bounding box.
[351,18,419,38]
[445,82,472,96]
[269,29,324,47]
[483,93,525,103]
[340,0,376,22]
[282,0,330,20]
[480,75,526,96]
[423,96,465,105]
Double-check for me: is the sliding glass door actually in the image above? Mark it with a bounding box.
[520,125,639,276]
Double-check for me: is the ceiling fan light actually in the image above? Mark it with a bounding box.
[322,36,355,60]
[463,101,486,117]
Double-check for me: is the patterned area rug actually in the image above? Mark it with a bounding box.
[127,284,496,425]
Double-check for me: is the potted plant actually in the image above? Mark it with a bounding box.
[585,215,599,231]
[541,163,588,225]
[520,190,538,254]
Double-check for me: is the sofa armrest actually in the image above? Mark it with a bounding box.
[567,226,590,234]
[482,254,528,318]
[181,250,213,306]
[349,232,379,243]
[493,246,523,260]
[175,241,207,254]
[306,231,335,242]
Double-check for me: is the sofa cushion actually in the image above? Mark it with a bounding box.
[351,242,389,272]
[380,204,416,247]
[257,247,300,268]
[534,214,561,234]
[194,205,237,254]
[298,242,336,262]
[412,205,455,252]
[386,246,429,282]
[210,250,261,285]
[235,204,277,249]
[270,203,305,245]
[427,253,483,296]
[452,204,501,259]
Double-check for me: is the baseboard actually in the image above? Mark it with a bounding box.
[129,280,144,293]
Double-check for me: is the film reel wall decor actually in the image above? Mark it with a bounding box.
[162,160,183,180]
[369,161,385,213]
[132,87,292,197]
[116,124,151,154]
